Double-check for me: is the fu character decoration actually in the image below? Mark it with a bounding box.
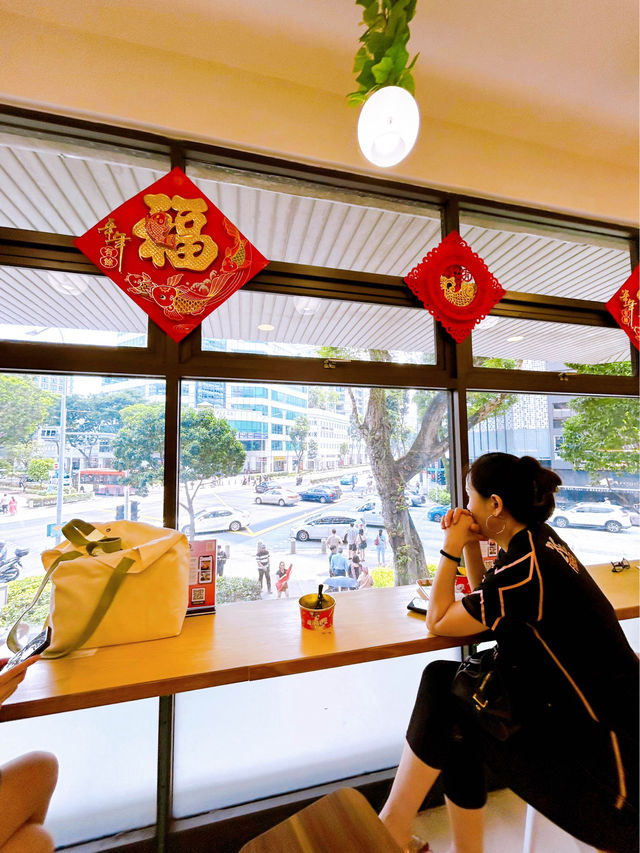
[404,231,506,343]
[74,167,269,342]
[606,265,639,351]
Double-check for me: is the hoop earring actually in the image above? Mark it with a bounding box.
[485,514,506,536]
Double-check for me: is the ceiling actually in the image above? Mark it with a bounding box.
[0,0,636,168]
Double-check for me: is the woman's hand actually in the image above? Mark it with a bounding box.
[0,655,40,706]
[440,507,485,553]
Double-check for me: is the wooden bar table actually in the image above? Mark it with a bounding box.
[0,564,636,852]
[1,562,638,722]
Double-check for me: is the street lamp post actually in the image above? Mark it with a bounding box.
[55,377,68,543]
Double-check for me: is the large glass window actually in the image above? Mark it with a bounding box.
[202,290,437,365]
[460,211,632,301]
[472,316,631,374]
[187,162,442,276]
[0,128,169,235]
[467,391,640,565]
[178,380,451,596]
[0,374,165,639]
[0,267,148,346]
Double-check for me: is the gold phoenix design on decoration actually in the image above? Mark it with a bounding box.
[132,193,219,271]
[440,264,477,307]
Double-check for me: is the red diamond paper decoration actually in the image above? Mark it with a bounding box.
[404,231,506,343]
[606,265,639,351]
[74,167,268,342]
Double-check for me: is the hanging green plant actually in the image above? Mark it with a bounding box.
[347,0,419,106]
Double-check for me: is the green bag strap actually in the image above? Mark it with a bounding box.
[6,550,81,653]
[42,555,135,660]
[62,519,122,554]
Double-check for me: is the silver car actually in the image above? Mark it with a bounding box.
[290,511,363,542]
[182,506,250,534]
[255,487,301,506]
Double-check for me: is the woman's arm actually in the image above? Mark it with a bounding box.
[463,541,486,590]
[426,509,486,637]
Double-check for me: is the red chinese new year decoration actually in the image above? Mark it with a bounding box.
[404,231,506,342]
[74,167,268,342]
[606,265,639,351]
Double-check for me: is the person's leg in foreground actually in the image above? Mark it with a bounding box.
[380,661,485,852]
[0,751,58,853]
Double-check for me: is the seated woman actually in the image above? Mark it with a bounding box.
[380,453,638,853]
[0,656,58,852]
[357,563,373,589]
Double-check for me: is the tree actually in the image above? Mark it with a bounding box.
[112,404,245,533]
[320,349,517,584]
[27,457,54,485]
[307,439,318,467]
[558,364,638,487]
[289,416,309,472]
[63,390,145,465]
[0,376,54,448]
[179,408,246,533]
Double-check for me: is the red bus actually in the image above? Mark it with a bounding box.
[79,469,128,496]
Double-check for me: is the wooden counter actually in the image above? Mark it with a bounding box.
[2,561,637,723]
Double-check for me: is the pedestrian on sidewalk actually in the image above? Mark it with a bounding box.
[326,528,343,567]
[344,522,358,557]
[357,524,367,562]
[330,546,349,577]
[275,561,292,598]
[8,497,17,516]
[0,495,8,514]
[255,540,272,594]
[375,528,388,565]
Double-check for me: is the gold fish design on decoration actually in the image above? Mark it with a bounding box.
[132,193,218,271]
[221,218,250,272]
[440,264,477,307]
[143,211,177,249]
[124,267,246,322]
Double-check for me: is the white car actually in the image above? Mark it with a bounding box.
[550,502,632,534]
[255,487,300,506]
[182,506,250,535]
[290,511,363,542]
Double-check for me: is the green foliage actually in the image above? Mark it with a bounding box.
[27,457,54,483]
[560,396,639,481]
[564,361,632,376]
[0,575,51,628]
[216,576,262,603]
[347,0,419,105]
[64,390,145,461]
[289,416,310,469]
[112,403,165,494]
[0,375,55,448]
[180,408,246,480]
[371,564,395,587]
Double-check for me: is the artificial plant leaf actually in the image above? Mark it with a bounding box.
[347,91,368,106]
[353,45,369,72]
[356,62,376,89]
[372,55,394,85]
[397,70,415,95]
[367,31,392,60]
[387,42,409,73]
[363,1,381,25]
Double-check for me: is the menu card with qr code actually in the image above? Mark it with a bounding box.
[187,538,216,615]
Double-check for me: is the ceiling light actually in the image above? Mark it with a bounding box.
[47,271,87,296]
[507,335,524,342]
[357,87,420,168]
[258,323,274,332]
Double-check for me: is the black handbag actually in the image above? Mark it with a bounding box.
[451,647,522,742]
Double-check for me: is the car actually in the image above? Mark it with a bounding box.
[298,486,338,503]
[324,483,343,498]
[182,506,250,535]
[427,504,451,522]
[550,502,632,533]
[290,512,363,542]
[355,497,384,526]
[340,474,357,486]
[405,491,426,506]
[254,487,300,506]
[254,480,277,493]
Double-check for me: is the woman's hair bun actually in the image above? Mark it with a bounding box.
[470,453,562,526]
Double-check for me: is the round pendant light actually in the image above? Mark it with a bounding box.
[357,86,420,168]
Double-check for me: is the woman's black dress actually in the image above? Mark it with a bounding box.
[406,524,638,853]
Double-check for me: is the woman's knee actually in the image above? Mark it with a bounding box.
[1,823,55,853]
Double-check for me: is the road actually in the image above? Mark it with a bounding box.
[0,479,637,585]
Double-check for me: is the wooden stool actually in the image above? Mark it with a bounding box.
[239,787,401,852]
